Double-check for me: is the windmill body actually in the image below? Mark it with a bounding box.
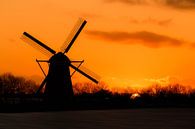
[21,18,100,104]
[44,52,73,103]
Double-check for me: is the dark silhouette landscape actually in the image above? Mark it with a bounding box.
[0,73,195,112]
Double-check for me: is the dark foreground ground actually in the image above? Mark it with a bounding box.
[0,108,195,129]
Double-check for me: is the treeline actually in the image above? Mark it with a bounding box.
[1,73,195,96]
[0,73,106,95]
[0,73,37,95]
[72,84,195,108]
[135,84,195,107]
[0,73,195,109]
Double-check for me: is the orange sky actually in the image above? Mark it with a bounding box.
[1,0,195,89]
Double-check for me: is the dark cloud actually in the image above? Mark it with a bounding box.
[104,0,195,9]
[104,0,147,5]
[155,0,195,9]
[130,17,172,26]
[86,30,184,48]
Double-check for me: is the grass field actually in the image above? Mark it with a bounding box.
[0,108,195,129]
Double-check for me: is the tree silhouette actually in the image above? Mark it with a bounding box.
[0,73,37,95]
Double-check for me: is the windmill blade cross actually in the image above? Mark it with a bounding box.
[70,63,100,84]
[61,18,87,54]
[22,32,56,55]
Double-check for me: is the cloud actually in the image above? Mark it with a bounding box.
[155,0,195,9]
[130,17,172,26]
[104,0,195,9]
[104,0,147,4]
[144,76,179,86]
[190,42,195,48]
[86,30,184,48]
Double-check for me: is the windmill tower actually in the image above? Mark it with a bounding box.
[21,18,100,104]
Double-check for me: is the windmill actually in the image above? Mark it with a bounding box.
[21,18,100,104]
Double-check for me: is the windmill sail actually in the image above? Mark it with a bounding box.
[70,63,100,84]
[35,75,48,95]
[21,18,100,101]
[21,32,56,57]
[61,18,87,53]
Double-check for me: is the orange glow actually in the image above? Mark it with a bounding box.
[130,93,140,99]
[1,0,195,91]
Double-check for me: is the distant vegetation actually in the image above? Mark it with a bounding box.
[0,73,37,95]
[134,84,195,107]
[0,73,195,109]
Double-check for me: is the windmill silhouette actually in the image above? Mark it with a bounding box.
[21,18,100,104]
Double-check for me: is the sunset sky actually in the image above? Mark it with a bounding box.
[1,0,195,89]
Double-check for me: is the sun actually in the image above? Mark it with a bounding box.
[130,93,141,99]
